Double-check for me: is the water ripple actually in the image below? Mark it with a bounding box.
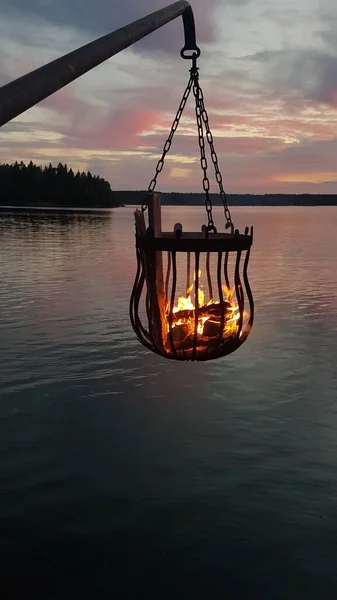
[1,207,337,597]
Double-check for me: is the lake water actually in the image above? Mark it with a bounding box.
[1,206,337,598]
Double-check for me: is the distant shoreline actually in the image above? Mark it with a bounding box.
[117,192,337,207]
[1,196,337,210]
[0,205,119,212]
[1,163,336,208]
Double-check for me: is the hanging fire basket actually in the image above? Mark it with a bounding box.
[130,54,254,362]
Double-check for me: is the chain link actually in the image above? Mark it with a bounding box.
[141,77,193,212]
[192,69,214,231]
[192,69,233,231]
[143,59,233,232]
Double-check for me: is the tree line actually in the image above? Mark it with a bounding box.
[117,190,337,206]
[0,161,120,207]
[1,161,336,207]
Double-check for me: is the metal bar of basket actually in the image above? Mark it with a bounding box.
[234,250,244,339]
[165,251,172,306]
[206,252,213,301]
[168,251,178,358]
[192,252,200,359]
[224,251,230,289]
[243,227,254,330]
[186,252,191,295]
[216,252,225,347]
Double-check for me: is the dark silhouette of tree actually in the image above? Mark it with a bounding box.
[2,162,335,207]
[0,161,120,208]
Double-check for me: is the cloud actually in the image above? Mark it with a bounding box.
[1,0,337,194]
[0,59,9,87]
[68,107,164,151]
[236,0,337,109]
[3,94,337,194]
[2,0,219,53]
[248,49,337,108]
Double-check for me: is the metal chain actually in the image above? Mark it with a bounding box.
[192,68,215,231]
[143,57,233,232]
[141,77,193,212]
[192,69,233,231]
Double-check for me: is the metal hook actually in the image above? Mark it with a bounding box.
[180,5,201,59]
[190,53,199,79]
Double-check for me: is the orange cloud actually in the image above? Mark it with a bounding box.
[275,172,337,184]
[2,59,337,195]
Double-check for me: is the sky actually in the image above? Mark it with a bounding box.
[0,0,336,193]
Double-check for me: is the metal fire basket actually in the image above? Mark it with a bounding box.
[130,22,254,361]
[130,194,254,361]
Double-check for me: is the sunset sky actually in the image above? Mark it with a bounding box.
[0,0,336,193]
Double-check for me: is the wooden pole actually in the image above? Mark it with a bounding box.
[0,1,199,127]
[147,193,166,352]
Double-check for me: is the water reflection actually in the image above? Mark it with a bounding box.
[0,208,112,234]
[1,206,337,598]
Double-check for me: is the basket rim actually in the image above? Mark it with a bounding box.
[136,228,253,252]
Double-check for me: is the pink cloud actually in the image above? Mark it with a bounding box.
[64,107,163,151]
[89,109,163,150]
[41,87,75,113]
[2,52,337,196]
[33,87,163,151]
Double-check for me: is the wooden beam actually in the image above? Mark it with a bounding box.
[0,1,199,127]
[147,193,166,353]
[134,209,146,236]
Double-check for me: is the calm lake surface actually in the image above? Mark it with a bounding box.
[1,206,337,598]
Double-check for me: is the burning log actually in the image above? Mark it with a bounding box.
[174,334,205,350]
[201,302,230,318]
[202,319,221,337]
[171,308,195,321]
[170,302,230,323]
[165,278,240,352]
[170,323,192,343]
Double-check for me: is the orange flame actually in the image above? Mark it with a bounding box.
[167,271,242,340]
[173,271,205,315]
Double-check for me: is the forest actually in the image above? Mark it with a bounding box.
[118,190,337,207]
[0,161,120,207]
[0,162,336,208]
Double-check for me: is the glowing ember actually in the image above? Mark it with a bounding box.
[166,271,242,342]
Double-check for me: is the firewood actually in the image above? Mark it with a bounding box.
[170,308,194,321]
[203,319,221,337]
[171,324,192,343]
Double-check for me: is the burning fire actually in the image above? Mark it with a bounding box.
[166,270,241,342]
